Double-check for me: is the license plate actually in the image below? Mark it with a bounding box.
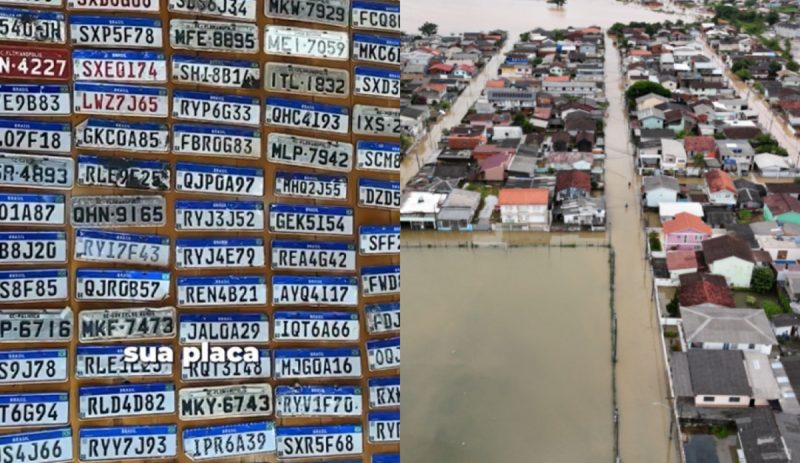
[353,33,399,65]
[79,383,175,419]
[183,421,275,461]
[264,25,348,60]
[0,232,67,264]
[0,46,69,81]
[0,84,69,116]
[181,346,270,381]
[75,229,170,267]
[70,16,162,48]
[76,269,170,302]
[0,0,61,6]
[179,384,272,421]
[170,19,258,53]
[353,104,400,137]
[276,425,362,459]
[179,313,268,344]
[173,90,260,126]
[275,385,361,417]
[354,66,399,98]
[173,123,261,158]
[271,240,356,272]
[274,311,359,342]
[369,411,400,443]
[265,96,348,134]
[72,195,166,228]
[176,162,263,197]
[0,153,73,189]
[76,118,169,152]
[360,225,399,255]
[352,1,399,31]
[0,194,64,225]
[365,302,399,334]
[73,50,166,83]
[0,392,68,427]
[0,269,67,302]
[374,454,399,463]
[265,63,348,97]
[357,140,400,172]
[275,171,347,201]
[0,8,65,44]
[369,376,399,409]
[176,238,264,269]
[359,178,400,209]
[0,120,70,153]
[274,348,360,381]
[76,345,172,379]
[0,349,67,383]
[79,306,175,342]
[269,203,353,236]
[77,155,169,191]
[74,82,168,117]
[264,0,348,26]
[68,0,158,12]
[169,0,256,20]
[268,132,352,172]
[172,55,259,88]
[80,425,176,461]
[361,265,400,297]
[178,275,267,307]
[272,275,358,306]
[176,200,264,231]
[0,429,72,463]
[0,307,72,342]
[367,336,399,371]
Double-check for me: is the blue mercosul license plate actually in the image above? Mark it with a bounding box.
[353,33,399,65]
[176,161,263,196]
[74,82,168,117]
[360,225,399,255]
[0,84,70,116]
[0,7,65,44]
[273,311,359,342]
[76,269,170,302]
[0,348,67,383]
[0,120,70,153]
[273,348,361,379]
[359,178,401,209]
[271,240,355,272]
[177,275,267,307]
[0,428,72,463]
[264,97,349,135]
[357,141,400,172]
[79,425,177,461]
[267,133,353,172]
[171,55,260,88]
[373,453,400,463]
[70,16,162,48]
[367,336,400,371]
[272,275,358,306]
[269,203,353,236]
[0,307,72,342]
[353,104,400,137]
[0,231,67,264]
[183,421,275,461]
[176,200,264,231]
[369,411,400,443]
[77,154,170,191]
[0,392,69,427]
[352,1,399,31]
[179,312,269,344]
[361,264,400,297]
[79,383,175,419]
[365,302,400,335]
[75,118,169,152]
[0,269,67,302]
[275,171,347,201]
[173,123,261,158]
[68,0,159,12]
[173,90,260,126]
[179,384,272,421]
[0,194,64,225]
[276,425,362,459]
[79,306,175,342]
[75,229,169,267]
[176,238,264,269]
[76,345,172,379]
[369,376,399,409]
[180,346,270,381]
[275,385,361,417]
[354,66,400,99]
[73,50,166,83]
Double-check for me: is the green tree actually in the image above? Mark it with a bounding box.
[519,32,530,42]
[763,301,784,318]
[732,59,753,73]
[769,60,783,78]
[400,134,413,152]
[666,291,680,317]
[648,231,662,252]
[788,60,800,72]
[751,266,776,294]
[767,11,780,25]
[735,68,753,80]
[624,81,671,109]
[418,22,438,36]
[692,153,705,167]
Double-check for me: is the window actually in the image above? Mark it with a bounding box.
[729,397,741,403]
[779,250,788,260]
[703,396,715,402]
[748,344,755,350]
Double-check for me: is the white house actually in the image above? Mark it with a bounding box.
[702,235,756,287]
[756,235,800,265]
[400,192,447,230]
[643,176,679,208]
[661,138,688,171]
[492,126,524,141]
[680,305,778,356]
[672,350,753,408]
[498,188,550,230]
[659,202,704,222]
[704,169,737,206]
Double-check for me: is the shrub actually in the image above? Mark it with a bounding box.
[763,301,784,318]
[751,266,776,294]
[649,231,662,252]
[667,291,680,317]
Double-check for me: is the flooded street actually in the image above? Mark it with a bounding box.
[402,1,680,461]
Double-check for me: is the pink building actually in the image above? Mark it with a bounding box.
[663,212,712,251]
[479,154,511,182]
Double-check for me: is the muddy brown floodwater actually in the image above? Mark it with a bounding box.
[402,0,683,462]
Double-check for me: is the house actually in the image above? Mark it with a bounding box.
[671,350,752,408]
[766,183,800,200]
[554,170,591,202]
[704,169,737,206]
[643,176,679,208]
[772,313,800,339]
[636,93,671,112]
[661,138,687,171]
[436,189,481,231]
[559,197,606,230]
[680,305,778,355]
[638,107,666,129]
[684,136,717,159]
[702,235,756,287]
[667,251,699,281]
[754,153,792,177]
[716,140,755,174]
[447,125,487,150]
[764,194,800,225]
[736,409,790,463]
[734,179,765,210]
[663,212,712,251]
[678,272,735,308]
[756,235,800,266]
[478,154,510,182]
[400,192,447,230]
[498,188,550,230]
[659,202,704,222]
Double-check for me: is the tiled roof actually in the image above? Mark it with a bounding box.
[667,250,699,271]
[678,272,735,308]
[684,135,717,153]
[705,169,736,193]
[764,193,800,216]
[555,170,591,193]
[498,188,549,205]
[702,235,756,264]
[664,212,712,236]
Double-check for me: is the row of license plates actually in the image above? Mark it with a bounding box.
[0,420,398,461]
[0,304,399,342]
